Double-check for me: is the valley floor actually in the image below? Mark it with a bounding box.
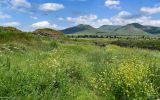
[0,41,160,99]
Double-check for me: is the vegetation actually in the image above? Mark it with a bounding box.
[0,26,21,32]
[98,25,121,33]
[111,39,160,50]
[61,24,102,36]
[33,28,65,40]
[0,30,160,99]
[61,23,160,36]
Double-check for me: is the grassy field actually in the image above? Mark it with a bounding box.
[0,32,160,99]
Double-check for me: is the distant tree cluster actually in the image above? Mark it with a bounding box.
[67,35,160,40]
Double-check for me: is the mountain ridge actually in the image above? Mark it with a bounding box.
[61,23,160,36]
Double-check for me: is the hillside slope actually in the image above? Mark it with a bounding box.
[61,23,160,36]
[98,25,121,33]
[61,24,106,35]
[111,23,149,36]
[142,26,160,34]
[0,30,58,52]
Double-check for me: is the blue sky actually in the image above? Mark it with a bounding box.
[0,0,160,31]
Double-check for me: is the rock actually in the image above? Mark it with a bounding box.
[33,28,64,39]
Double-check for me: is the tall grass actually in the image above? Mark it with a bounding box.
[0,32,159,99]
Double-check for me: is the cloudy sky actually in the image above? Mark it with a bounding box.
[0,0,160,31]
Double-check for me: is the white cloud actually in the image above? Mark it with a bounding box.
[65,11,160,27]
[39,3,64,11]
[96,19,113,27]
[0,12,11,19]
[10,0,31,8]
[30,16,38,20]
[58,17,64,21]
[141,17,160,26]
[66,14,112,27]
[111,11,160,27]
[2,22,21,26]
[117,11,132,18]
[31,21,57,29]
[140,6,160,14]
[67,14,97,24]
[105,0,120,9]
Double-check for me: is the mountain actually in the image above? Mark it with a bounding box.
[111,23,160,35]
[112,23,149,36]
[33,28,64,39]
[127,23,160,34]
[98,25,121,33]
[61,23,160,36]
[61,24,104,35]
[142,26,160,34]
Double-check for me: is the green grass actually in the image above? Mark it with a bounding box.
[111,39,160,50]
[0,32,160,99]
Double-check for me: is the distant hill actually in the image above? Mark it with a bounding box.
[111,23,149,36]
[122,23,160,34]
[98,25,121,33]
[0,26,21,32]
[61,23,160,36]
[142,26,160,35]
[61,24,94,34]
[33,28,64,39]
[61,24,106,35]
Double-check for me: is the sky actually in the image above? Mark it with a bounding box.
[0,0,160,31]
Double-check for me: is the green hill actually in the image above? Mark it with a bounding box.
[111,23,149,36]
[142,26,160,34]
[0,30,58,53]
[61,24,105,35]
[61,23,160,36]
[98,25,121,33]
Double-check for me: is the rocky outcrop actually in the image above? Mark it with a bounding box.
[0,26,22,32]
[33,28,64,39]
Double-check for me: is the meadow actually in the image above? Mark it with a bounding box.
[0,32,160,100]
